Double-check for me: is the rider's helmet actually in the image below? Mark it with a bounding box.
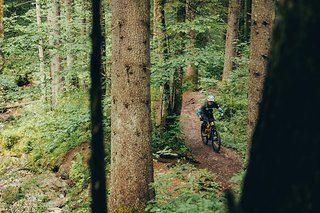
[207,95,215,102]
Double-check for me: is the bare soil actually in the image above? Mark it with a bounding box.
[180,91,244,190]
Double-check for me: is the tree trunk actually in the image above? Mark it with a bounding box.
[247,0,274,152]
[100,0,107,95]
[184,0,198,89]
[154,0,167,61]
[64,0,74,70]
[239,0,252,43]
[222,0,241,81]
[169,0,186,116]
[154,0,169,126]
[0,0,3,42]
[36,0,46,101]
[239,1,320,212]
[47,0,61,109]
[243,0,251,42]
[81,0,90,36]
[109,0,154,212]
[169,67,183,115]
[0,0,4,73]
[89,0,106,211]
[0,0,3,41]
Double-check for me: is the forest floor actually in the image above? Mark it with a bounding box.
[179,91,243,190]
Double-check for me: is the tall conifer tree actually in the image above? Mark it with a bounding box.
[247,0,275,151]
[109,0,154,211]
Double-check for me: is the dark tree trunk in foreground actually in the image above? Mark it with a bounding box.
[247,0,274,152]
[239,1,320,212]
[109,0,154,212]
[89,0,106,211]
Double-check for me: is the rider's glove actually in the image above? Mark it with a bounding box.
[199,116,203,121]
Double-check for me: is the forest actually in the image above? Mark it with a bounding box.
[1,0,320,212]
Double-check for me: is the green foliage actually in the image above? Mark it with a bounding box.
[230,170,246,196]
[146,163,224,212]
[0,129,22,150]
[64,154,91,212]
[216,50,249,157]
[151,0,226,91]
[69,154,90,190]
[152,116,188,158]
[0,92,88,169]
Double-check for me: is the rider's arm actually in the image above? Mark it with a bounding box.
[218,107,224,116]
[214,102,224,116]
[196,105,205,119]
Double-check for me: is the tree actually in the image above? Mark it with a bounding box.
[239,1,320,212]
[0,0,2,39]
[0,0,4,73]
[89,0,107,211]
[247,0,275,151]
[154,0,170,126]
[239,0,252,43]
[47,0,61,108]
[184,0,199,89]
[109,0,154,212]
[222,0,241,80]
[64,0,74,70]
[169,0,186,116]
[36,0,46,101]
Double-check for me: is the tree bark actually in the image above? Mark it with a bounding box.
[0,0,3,41]
[243,0,251,42]
[36,0,46,101]
[47,0,61,109]
[64,0,74,70]
[109,0,154,212]
[154,0,167,62]
[240,1,320,212]
[184,0,198,89]
[247,0,275,153]
[0,0,4,73]
[169,67,183,115]
[169,0,186,116]
[239,0,251,43]
[89,0,107,211]
[100,0,107,95]
[222,0,241,81]
[154,0,169,126]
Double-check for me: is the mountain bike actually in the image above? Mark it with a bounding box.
[200,119,221,153]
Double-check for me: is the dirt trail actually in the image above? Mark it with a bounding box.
[180,91,243,189]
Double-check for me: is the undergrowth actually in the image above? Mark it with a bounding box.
[147,163,225,212]
[0,91,111,172]
[152,116,189,159]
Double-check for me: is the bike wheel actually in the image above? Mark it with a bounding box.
[201,126,208,145]
[211,129,221,153]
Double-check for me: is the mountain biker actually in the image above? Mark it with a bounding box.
[196,95,224,132]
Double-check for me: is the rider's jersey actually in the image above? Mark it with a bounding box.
[197,102,223,120]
